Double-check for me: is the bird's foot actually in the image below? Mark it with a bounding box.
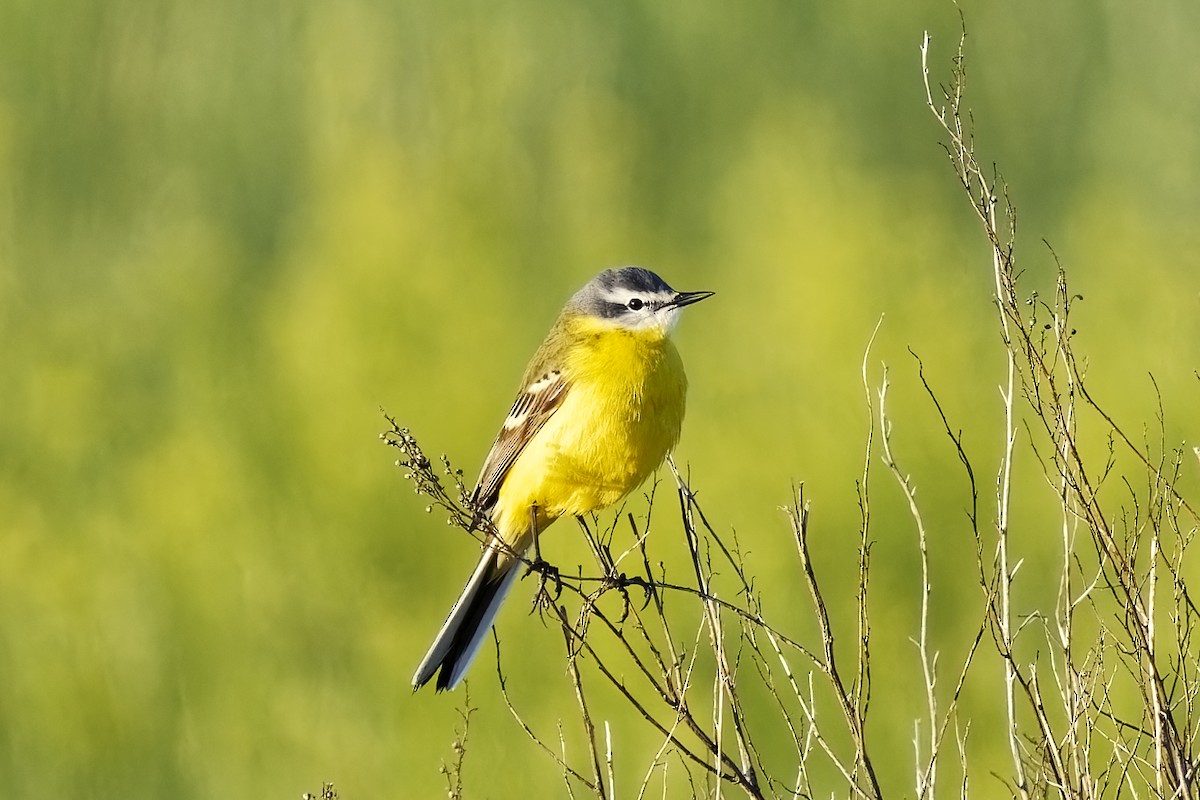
[525,557,563,613]
[598,571,655,623]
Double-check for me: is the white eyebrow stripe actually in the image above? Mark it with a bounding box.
[603,287,675,306]
[602,287,639,305]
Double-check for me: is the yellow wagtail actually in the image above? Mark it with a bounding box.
[412,267,712,691]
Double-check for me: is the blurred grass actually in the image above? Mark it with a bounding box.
[1,0,1198,797]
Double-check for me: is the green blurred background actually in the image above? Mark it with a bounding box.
[2,0,1198,796]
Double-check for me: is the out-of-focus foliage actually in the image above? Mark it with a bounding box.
[1,0,1197,797]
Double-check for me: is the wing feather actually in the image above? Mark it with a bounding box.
[470,369,568,514]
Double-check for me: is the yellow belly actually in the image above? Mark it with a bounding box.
[492,327,687,547]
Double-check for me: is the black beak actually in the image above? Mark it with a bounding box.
[669,290,715,308]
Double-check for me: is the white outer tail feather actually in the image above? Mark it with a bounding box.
[411,542,526,691]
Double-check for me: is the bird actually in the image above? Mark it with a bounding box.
[411,266,713,691]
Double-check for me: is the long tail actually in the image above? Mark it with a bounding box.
[411,541,525,692]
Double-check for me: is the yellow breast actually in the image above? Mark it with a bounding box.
[493,319,687,540]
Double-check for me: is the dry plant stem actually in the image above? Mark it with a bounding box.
[668,458,759,799]
[556,596,753,788]
[924,17,1199,799]
[467,469,788,797]
[921,26,1035,799]
[494,644,602,794]
[857,319,882,744]
[735,575,852,794]
[876,368,940,797]
[877,356,992,798]
[786,488,883,799]
[1076,381,1199,527]
[441,686,475,800]
[560,721,578,800]
[562,621,608,800]
[569,542,712,777]
[524,501,768,795]
[1051,353,1091,797]
[909,353,999,786]
[605,721,616,798]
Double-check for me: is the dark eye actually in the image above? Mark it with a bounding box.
[627,298,645,311]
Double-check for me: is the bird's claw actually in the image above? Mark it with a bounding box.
[525,557,563,612]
